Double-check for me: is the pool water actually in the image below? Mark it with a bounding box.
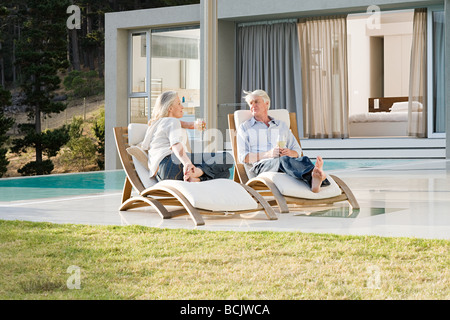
[322,159,415,171]
[0,170,126,202]
[0,159,415,202]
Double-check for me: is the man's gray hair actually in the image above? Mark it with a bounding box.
[243,90,271,109]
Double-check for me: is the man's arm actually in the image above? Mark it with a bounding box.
[244,148,281,164]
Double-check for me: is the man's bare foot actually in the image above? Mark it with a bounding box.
[311,156,327,193]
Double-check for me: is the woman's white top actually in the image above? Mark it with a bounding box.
[140,117,186,178]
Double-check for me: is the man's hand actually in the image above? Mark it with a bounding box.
[265,147,281,158]
[245,147,298,164]
[279,148,298,158]
[265,147,298,159]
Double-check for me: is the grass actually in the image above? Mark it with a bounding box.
[0,220,448,300]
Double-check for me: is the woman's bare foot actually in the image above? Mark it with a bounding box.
[311,156,327,193]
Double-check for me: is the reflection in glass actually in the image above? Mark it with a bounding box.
[433,11,445,133]
[131,33,147,93]
[151,27,201,122]
[130,98,148,124]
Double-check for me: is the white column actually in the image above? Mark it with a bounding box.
[105,23,128,170]
[445,0,450,159]
[201,0,219,152]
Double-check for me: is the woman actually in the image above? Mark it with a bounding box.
[141,91,232,182]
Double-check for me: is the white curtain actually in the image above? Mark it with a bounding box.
[236,20,303,121]
[298,15,349,139]
[408,8,428,137]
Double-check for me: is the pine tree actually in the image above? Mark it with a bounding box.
[11,0,70,175]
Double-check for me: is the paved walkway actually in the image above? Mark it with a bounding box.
[1,159,449,240]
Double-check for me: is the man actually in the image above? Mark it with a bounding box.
[237,89,330,193]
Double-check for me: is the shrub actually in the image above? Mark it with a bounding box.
[18,160,54,176]
[59,116,97,171]
[92,109,105,170]
[64,70,104,98]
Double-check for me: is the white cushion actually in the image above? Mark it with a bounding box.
[234,109,291,129]
[127,123,157,189]
[157,179,258,212]
[128,123,148,145]
[257,172,342,199]
[134,157,157,189]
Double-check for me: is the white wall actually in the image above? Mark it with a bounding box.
[348,18,372,115]
[384,34,412,96]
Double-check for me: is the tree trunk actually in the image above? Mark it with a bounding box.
[70,29,81,71]
[35,105,43,164]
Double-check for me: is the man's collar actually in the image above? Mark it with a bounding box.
[250,115,279,126]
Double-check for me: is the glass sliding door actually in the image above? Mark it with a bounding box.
[150,26,201,136]
[128,26,201,132]
[129,32,150,124]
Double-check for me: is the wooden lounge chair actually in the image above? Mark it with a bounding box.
[113,123,277,226]
[228,110,359,213]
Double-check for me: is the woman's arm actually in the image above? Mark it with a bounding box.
[171,142,193,175]
[180,121,194,130]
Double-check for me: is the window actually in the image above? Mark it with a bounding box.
[128,26,201,128]
[129,32,150,124]
[151,27,201,132]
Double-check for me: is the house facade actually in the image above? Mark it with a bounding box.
[105,0,450,170]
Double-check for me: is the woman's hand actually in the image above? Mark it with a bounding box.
[183,163,196,176]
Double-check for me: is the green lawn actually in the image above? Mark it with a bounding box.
[0,220,448,300]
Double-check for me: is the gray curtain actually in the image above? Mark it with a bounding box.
[433,11,445,133]
[236,20,303,131]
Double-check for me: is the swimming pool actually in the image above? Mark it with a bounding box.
[0,170,126,202]
[0,159,415,202]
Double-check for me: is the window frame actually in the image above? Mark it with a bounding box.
[128,30,151,124]
[427,5,445,138]
[127,25,201,124]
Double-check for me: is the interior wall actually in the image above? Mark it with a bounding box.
[347,18,371,115]
[347,11,413,116]
[370,37,384,98]
[384,34,412,96]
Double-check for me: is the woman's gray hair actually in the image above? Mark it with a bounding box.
[149,90,178,125]
[243,90,271,109]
